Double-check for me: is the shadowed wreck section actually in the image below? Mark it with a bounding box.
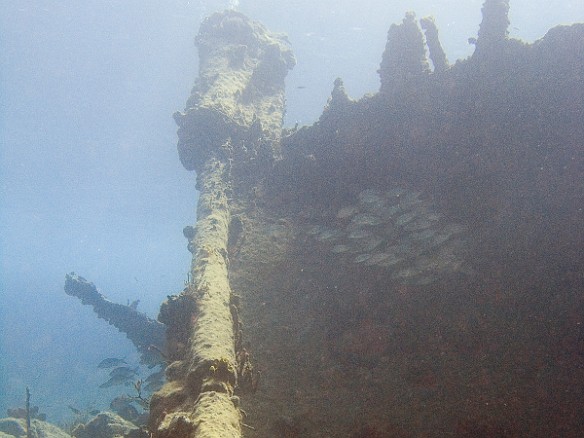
[148,10,295,438]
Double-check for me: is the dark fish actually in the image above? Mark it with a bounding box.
[144,345,168,368]
[144,380,164,393]
[109,366,139,379]
[145,369,165,384]
[120,403,141,418]
[110,395,133,411]
[97,358,127,368]
[99,374,133,388]
[110,396,141,419]
[68,405,81,415]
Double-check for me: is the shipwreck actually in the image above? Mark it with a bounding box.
[65,0,584,436]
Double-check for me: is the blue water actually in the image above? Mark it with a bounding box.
[1,0,583,425]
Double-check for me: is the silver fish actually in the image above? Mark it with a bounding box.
[348,228,372,239]
[376,254,404,267]
[317,228,341,241]
[358,236,385,252]
[398,196,423,210]
[403,219,434,231]
[387,187,407,198]
[354,253,372,263]
[358,189,384,204]
[384,244,404,256]
[307,225,324,235]
[331,244,351,253]
[442,223,467,236]
[412,276,435,286]
[395,211,417,226]
[336,206,359,219]
[363,252,391,265]
[377,205,401,220]
[359,192,388,212]
[428,233,452,248]
[426,213,444,222]
[351,213,384,226]
[411,229,436,241]
[392,268,419,280]
[401,191,421,203]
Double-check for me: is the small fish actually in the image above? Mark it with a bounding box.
[134,379,143,393]
[358,236,384,252]
[331,244,351,254]
[109,366,139,379]
[395,211,417,226]
[144,380,164,393]
[410,229,436,241]
[99,374,133,388]
[428,233,452,249]
[145,369,165,383]
[358,191,387,210]
[398,196,423,210]
[384,244,402,255]
[387,187,406,198]
[442,223,467,235]
[110,395,133,411]
[68,405,81,415]
[316,228,341,242]
[426,213,444,222]
[358,189,383,203]
[376,254,403,267]
[378,205,401,220]
[97,358,127,369]
[306,225,324,235]
[351,213,384,227]
[403,219,434,231]
[363,253,390,266]
[354,253,372,263]
[336,206,358,219]
[392,268,418,280]
[347,228,371,239]
[413,255,435,271]
[412,276,435,286]
[401,191,421,203]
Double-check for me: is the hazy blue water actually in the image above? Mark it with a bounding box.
[1,0,582,424]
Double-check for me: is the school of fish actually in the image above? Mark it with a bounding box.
[306,187,470,285]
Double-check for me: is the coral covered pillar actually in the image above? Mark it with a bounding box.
[149,10,294,438]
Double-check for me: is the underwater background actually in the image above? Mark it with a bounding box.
[1,0,583,427]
